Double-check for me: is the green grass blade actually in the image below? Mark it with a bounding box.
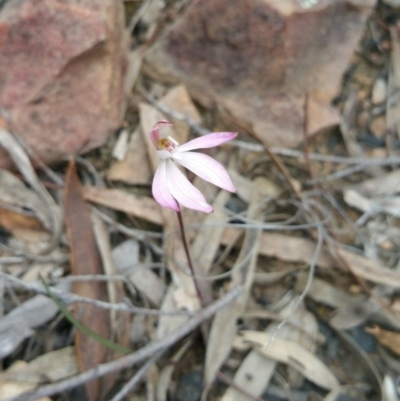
[40,275,131,355]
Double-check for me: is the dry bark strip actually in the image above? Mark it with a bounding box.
[64,159,113,401]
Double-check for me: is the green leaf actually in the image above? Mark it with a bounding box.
[40,274,131,355]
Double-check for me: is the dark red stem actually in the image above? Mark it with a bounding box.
[176,211,205,307]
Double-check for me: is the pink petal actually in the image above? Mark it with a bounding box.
[152,160,179,212]
[165,160,213,213]
[177,152,236,193]
[177,132,237,152]
[149,120,173,148]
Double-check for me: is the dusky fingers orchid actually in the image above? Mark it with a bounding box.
[150,120,237,213]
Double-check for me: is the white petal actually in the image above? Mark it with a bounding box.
[177,152,236,192]
[177,132,237,152]
[152,161,179,211]
[157,150,173,160]
[165,160,213,213]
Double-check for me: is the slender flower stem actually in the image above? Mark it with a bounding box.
[176,210,205,307]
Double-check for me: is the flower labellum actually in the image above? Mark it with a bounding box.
[150,120,237,213]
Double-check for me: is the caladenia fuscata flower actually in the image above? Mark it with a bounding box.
[150,120,237,213]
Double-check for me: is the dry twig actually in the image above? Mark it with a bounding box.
[0,271,189,316]
[109,350,165,401]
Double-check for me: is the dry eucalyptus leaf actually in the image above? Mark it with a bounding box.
[160,84,202,131]
[220,351,275,401]
[344,188,400,217]
[0,322,33,361]
[130,0,165,38]
[0,207,48,242]
[221,231,336,270]
[0,347,78,385]
[335,248,400,289]
[111,128,129,161]
[83,186,162,225]
[0,169,51,232]
[123,47,146,109]
[221,300,317,401]
[366,326,400,357]
[92,213,131,351]
[0,292,68,359]
[228,168,282,202]
[280,301,319,388]
[130,267,166,307]
[295,273,365,309]
[156,287,188,340]
[234,331,339,391]
[330,302,376,330]
[114,238,165,311]
[0,361,51,401]
[382,375,399,401]
[64,160,113,401]
[352,169,400,197]
[189,190,229,302]
[108,127,152,185]
[112,239,140,274]
[147,362,159,401]
[0,127,61,254]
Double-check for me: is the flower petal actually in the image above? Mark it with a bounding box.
[165,159,213,213]
[149,120,173,148]
[177,132,237,152]
[177,152,236,193]
[152,160,179,211]
[157,150,173,160]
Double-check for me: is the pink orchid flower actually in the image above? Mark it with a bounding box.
[150,121,237,213]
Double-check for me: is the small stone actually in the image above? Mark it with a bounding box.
[369,115,386,137]
[371,78,387,105]
[145,0,375,147]
[0,0,129,168]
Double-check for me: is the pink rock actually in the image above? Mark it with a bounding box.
[0,0,129,167]
[144,0,376,147]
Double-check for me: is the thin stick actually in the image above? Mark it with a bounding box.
[109,350,165,401]
[0,271,189,316]
[3,286,242,401]
[176,211,205,307]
